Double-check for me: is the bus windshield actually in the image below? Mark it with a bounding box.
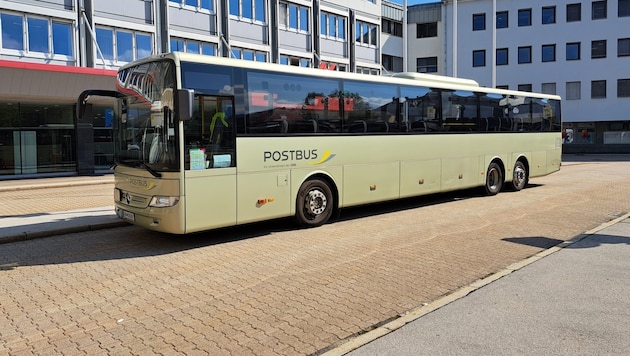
[113,60,179,174]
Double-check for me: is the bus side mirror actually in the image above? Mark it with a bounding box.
[176,89,194,121]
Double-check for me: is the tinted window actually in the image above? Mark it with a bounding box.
[245,71,342,134]
[343,81,399,133]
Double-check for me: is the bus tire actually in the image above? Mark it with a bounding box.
[484,162,503,196]
[295,178,333,227]
[510,160,529,191]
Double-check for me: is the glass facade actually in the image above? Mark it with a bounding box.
[0,101,115,177]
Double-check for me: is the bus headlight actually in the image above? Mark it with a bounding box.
[149,196,180,207]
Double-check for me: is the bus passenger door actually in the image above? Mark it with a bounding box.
[183,96,237,233]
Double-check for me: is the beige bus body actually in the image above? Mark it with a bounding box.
[112,53,561,234]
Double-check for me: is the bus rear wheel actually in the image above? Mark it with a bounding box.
[295,178,333,227]
[484,162,503,196]
[510,161,529,191]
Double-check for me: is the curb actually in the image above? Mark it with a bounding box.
[0,179,114,193]
[0,220,130,245]
[320,213,630,356]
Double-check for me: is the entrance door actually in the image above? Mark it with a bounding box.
[183,95,237,232]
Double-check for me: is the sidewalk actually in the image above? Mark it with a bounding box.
[0,174,127,244]
[331,214,630,356]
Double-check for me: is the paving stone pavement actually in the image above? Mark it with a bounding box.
[0,155,629,355]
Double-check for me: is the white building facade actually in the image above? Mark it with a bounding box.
[409,0,630,152]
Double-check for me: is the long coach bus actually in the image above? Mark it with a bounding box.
[78,52,561,234]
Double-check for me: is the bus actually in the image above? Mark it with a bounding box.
[78,52,561,234]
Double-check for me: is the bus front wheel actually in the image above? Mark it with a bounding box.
[295,179,333,227]
[484,162,503,196]
[510,161,529,191]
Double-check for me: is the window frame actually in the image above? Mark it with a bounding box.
[518,9,532,26]
[591,80,607,98]
[542,44,556,62]
[496,48,509,65]
[592,0,607,20]
[618,38,630,57]
[416,22,437,38]
[566,81,581,100]
[518,46,532,64]
[473,50,486,67]
[417,56,438,73]
[473,13,486,31]
[618,79,630,97]
[496,11,509,29]
[542,6,556,24]
[591,40,607,59]
[566,42,581,60]
[566,3,582,22]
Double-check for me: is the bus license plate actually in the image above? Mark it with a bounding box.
[122,210,135,222]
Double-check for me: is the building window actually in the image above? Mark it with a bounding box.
[620,0,630,17]
[473,50,486,67]
[496,48,508,65]
[416,22,437,38]
[566,81,581,100]
[356,66,379,75]
[542,6,556,24]
[169,0,213,11]
[518,9,532,26]
[356,21,378,46]
[383,18,403,37]
[592,1,607,20]
[618,38,630,56]
[279,2,309,32]
[518,84,532,92]
[496,85,509,90]
[473,13,486,31]
[591,40,606,58]
[566,42,581,60]
[619,79,630,97]
[230,46,267,62]
[567,3,582,21]
[170,37,216,56]
[1,13,74,57]
[1,13,23,50]
[542,44,556,62]
[52,22,73,56]
[496,11,508,28]
[542,82,557,95]
[320,12,346,40]
[417,56,437,73]
[96,27,152,63]
[591,80,607,98]
[229,0,265,22]
[518,46,532,63]
[382,54,403,72]
[279,55,310,67]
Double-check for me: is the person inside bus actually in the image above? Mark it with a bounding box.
[209,104,229,148]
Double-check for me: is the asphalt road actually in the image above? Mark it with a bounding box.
[1,155,629,354]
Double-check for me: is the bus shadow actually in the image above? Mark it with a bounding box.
[0,184,545,269]
[335,184,542,222]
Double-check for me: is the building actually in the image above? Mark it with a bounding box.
[0,0,384,179]
[410,0,630,153]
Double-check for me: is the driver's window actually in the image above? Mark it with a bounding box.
[184,96,235,170]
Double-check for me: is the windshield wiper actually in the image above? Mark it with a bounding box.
[120,159,162,178]
[140,162,162,178]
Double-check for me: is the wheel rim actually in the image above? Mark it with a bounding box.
[488,168,500,191]
[514,165,526,188]
[305,189,327,217]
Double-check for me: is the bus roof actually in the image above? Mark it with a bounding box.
[123,52,561,101]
